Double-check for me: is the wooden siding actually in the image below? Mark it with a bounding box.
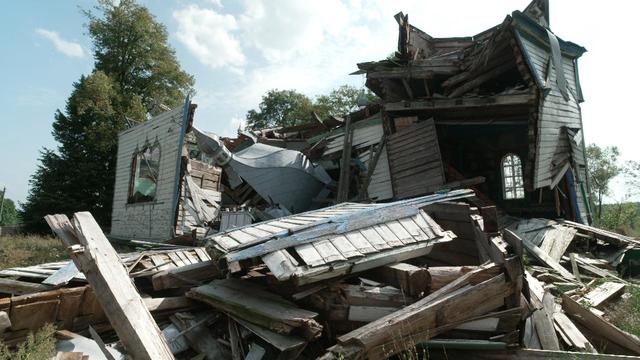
[110,106,186,241]
[387,119,445,199]
[358,145,393,201]
[518,31,590,222]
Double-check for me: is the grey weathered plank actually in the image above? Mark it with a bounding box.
[45,213,174,360]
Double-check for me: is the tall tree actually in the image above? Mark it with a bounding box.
[86,0,194,112]
[315,85,377,117]
[586,143,621,222]
[245,85,377,130]
[246,89,315,130]
[21,0,193,232]
[0,198,20,226]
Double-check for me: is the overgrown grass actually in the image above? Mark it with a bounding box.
[0,235,67,269]
[607,286,640,337]
[0,323,56,360]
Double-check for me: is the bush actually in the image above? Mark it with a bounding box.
[0,323,56,360]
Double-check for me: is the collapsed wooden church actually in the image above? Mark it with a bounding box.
[109,0,591,240]
[11,2,640,360]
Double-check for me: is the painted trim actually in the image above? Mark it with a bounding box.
[170,96,191,238]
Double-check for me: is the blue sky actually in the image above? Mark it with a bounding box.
[1,0,638,206]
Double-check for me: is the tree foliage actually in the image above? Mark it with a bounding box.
[586,143,621,221]
[245,85,377,130]
[246,89,315,130]
[315,85,377,118]
[21,0,193,232]
[86,0,194,112]
[0,198,20,226]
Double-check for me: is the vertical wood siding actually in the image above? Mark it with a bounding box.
[110,106,186,241]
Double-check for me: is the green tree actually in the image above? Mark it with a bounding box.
[599,202,639,235]
[624,160,640,197]
[0,198,20,225]
[245,85,377,130]
[586,143,622,222]
[21,0,193,232]
[86,0,194,112]
[245,89,315,130]
[315,85,377,117]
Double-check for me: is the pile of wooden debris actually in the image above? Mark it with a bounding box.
[0,189,638,359]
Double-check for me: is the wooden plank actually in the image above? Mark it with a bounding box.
[348,306,399,322]
[538,226,577,262]
[367,262,430,296]
[167,252,185,267]
[331,265,510,359]
[194,248,211,261]
[151,260,220,291]
[295,243,326,267]
[553,311,597,353]
[359,228,391,251]
[45,213,174,360]
[562,293,640,354]
[386,220,416,244]
[344,231,377,254]
[0,277,51,295]
[428,266,478,291]
[372,224,403,247]
[142,297,192,312]
[261,250,299,281]
[517,231,577,282]
[582,282,625,309]
[43,261,81,286]
[233,316,307,353]
[313,240,348,263]
[187,279,322,340]
[341,285,416,307]
[330,235,363,259]
[532,292,560,350]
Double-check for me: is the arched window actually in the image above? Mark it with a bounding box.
[128,145,161,203]
[502,153,525,200]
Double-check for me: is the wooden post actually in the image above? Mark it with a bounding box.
[45,212,174,360]
[336,115,353,203]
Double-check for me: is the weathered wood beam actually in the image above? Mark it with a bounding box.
[151,260,220,291]
[336,115,353,203]
[447,60,516,98]
[0,277,51,295]
[45,213,174,360]
[384,93,535,112]
[562,293,640,355]
[366,262,430,296]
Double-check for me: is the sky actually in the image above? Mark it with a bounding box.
[0,0,638,207]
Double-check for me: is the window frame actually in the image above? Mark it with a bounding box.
[127,143,161,204]
[501,153,525,200]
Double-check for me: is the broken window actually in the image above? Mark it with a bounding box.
[128,145,160,203]
[502,153,525,200]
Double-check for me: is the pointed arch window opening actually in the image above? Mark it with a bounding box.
[502,153,525,200]
[128,144,161,203]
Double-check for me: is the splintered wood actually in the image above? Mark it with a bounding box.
[45,213,174,360]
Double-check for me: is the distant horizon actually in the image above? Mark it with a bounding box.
[2,0,638,207]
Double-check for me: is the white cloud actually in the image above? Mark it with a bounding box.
[173,5,245,71]
[35,28,85,58]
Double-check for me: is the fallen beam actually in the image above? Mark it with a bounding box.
[45,212,174,360]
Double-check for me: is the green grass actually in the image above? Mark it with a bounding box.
[0,234,67,269]
[607,286,640,337]
[0,323,56,360]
